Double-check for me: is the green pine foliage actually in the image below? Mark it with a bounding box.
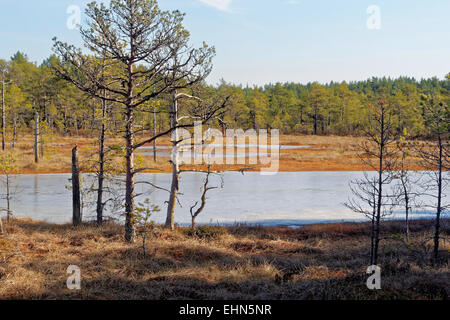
[1,51,449,138]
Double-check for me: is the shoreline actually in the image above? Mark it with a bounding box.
[2,134,437,174]
[6,214,442,229]
[11,167,443,174]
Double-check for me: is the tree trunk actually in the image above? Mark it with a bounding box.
[124,105,136,242]
[373,209,381,266]
[370,216,375,264]
[373,108,385,266]
[1,71,5,151]
[153,106,157,162]
[34,111,39,163]
[124,15,137,242]
[12,115,17,149]
[313,107,318,135]
[96,97,106,224]
[165,90,179,230]
[6,174,11,223]
[370,194,376,264]
[41,101,46,157]
[221,114,226,135]
[433,135,443,264]
[166,164,179,230]
[72,145,82,226]
[404,192,409,242]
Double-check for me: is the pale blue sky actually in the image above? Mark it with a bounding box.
[1,0,449,86]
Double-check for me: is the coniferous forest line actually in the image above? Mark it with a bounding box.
[1,51,449,140]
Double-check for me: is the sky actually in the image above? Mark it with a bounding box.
[0,0,449,86]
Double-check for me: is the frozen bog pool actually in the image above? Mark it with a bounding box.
[1,171,446,226]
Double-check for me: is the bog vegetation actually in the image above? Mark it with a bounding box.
[0,0,448,299]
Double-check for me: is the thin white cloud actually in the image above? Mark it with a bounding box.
[198,0,232,12]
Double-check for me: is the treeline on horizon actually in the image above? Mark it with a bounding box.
[1,51,449,140]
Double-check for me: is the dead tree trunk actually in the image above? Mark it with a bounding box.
[34,111,39,163]
[72,145,81,226]
[163,91,225,230]
[165,90,179,230]
[190,167,216,229]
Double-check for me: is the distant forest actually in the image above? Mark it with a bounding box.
[1,51,449,139]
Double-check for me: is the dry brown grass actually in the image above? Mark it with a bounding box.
[6,133,172,174]
[0,218,448,300]
[5,133,429,174]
